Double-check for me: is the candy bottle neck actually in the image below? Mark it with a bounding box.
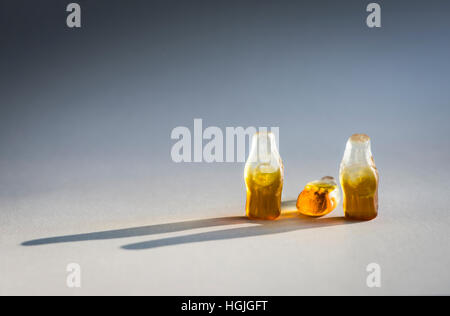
[342,135,373,166]
[248,132,279,164]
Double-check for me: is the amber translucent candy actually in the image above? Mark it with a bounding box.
[245,132,283,220]
[296,176,340,217]
[340,134,379,220]
[245,166,283,220]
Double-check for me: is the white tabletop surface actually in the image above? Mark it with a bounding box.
[1,147,449,295]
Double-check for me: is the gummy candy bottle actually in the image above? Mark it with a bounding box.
[340,134,379,220]
[245,132,283,220]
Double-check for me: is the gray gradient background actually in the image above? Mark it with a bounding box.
[1,0,449,295]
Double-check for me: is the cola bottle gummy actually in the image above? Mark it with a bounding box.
[244,132,284,220]
[340,134,379,220]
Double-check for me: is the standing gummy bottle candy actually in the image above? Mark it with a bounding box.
[340,134,379,220]
[245,132,283,220]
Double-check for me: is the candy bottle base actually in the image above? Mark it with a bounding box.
[344,212,377,221]
[343,194,378,220]
[246,192,281,220]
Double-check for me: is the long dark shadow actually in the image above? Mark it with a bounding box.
[21,200,358,248]
[21,216,249,246]
[121,215,354,250]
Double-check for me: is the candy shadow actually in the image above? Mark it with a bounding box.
[22,201,356,250]
[122,215,351,250]
[21,216,248,246]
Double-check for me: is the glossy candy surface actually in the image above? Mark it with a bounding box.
[245,132,283,220]
[340,134,379,220]
[296,176,340,217]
